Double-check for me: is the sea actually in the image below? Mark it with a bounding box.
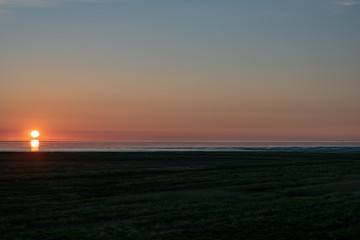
[0,141,360,152]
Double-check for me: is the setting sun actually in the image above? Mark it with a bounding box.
[31,131,40,138]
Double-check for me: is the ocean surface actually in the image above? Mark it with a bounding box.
[1,141,360,152]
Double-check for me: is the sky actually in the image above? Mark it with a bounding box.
[1,0,360,141]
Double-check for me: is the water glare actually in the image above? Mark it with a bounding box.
[31,140,39,151]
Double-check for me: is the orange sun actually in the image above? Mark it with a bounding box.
[31,130,40,138]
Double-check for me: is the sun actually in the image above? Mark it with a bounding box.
[31,130,40,138]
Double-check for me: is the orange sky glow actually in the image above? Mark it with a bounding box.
[1,0,359,141]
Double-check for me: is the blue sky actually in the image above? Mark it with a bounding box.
[1,0,360,140]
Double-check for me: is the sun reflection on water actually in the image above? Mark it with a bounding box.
[31,140,39,151]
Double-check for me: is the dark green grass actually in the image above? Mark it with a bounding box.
[1,152,360,239]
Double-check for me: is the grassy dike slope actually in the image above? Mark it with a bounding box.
[1,152,360,239]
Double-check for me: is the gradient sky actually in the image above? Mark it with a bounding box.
[1,0,360,141]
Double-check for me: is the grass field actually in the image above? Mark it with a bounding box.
[1,152,360,239]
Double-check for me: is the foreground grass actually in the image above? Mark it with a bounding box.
[1,152,360,239]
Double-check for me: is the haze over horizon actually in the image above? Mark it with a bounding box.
[1,0,360,141]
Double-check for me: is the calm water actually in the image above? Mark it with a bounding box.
[1,141,360,152]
